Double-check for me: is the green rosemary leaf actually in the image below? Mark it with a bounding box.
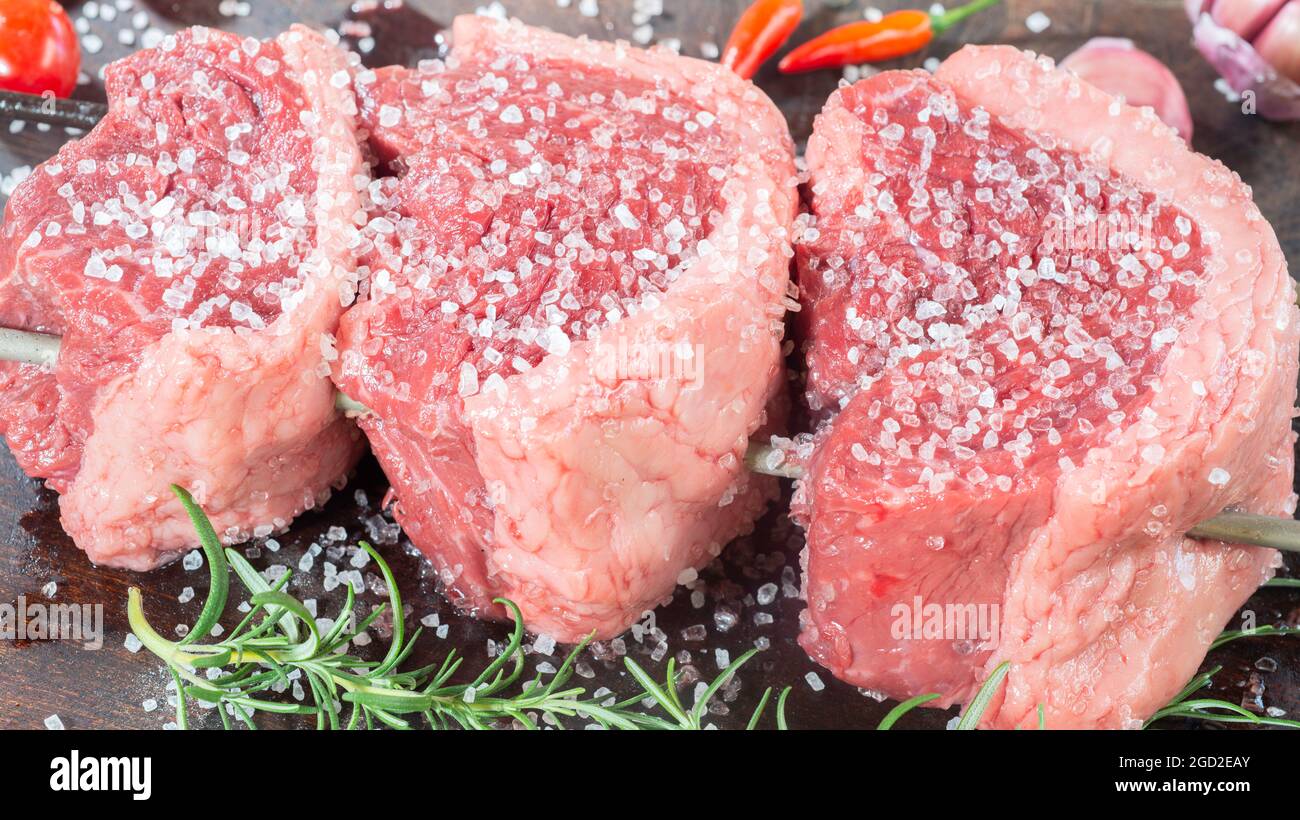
[1264,578,1300,588]
[220,586,276,644]
[690,648,760,727]
[471,599,527,691]
[343,685,431,715]
[360,540,407,676]
[1165,666,1219,709]
[320,583,359,649]
[187,647,234,669]
[429,651,464,689]
[1211,623,1300,650]
[569,702,658,730]
[776,687,791,730]
[169,666,189,730]
[746,687,774,730]
[663,657,685,715]
[877,693,941,730]
[1165,697,1259,721]
[227,696,319,716]
[956,661,1010,730]
[540,635,591,698]
[623,657,691,727]
[170,484,229,645]
[184,685,226,704]
[226,547,299,642]
[217,701,233,731]
[248,590,320,661]
[382,628,426,677]
[311,673,341,731]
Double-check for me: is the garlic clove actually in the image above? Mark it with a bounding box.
[1210,0,1288,39]
[1252,1,1300,83]
[1193,11,1300,119]
[1060,37,1194,141]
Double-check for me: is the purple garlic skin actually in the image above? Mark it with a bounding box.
[1188,0,1300,120]
[1061,38,1195,141]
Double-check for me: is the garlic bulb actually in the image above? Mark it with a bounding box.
[1188,0,1300,120]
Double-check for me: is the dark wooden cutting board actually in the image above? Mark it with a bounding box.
[2,0,1297,730]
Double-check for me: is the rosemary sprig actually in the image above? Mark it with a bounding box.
[1145,620,1300,729]
[133,486,1297,730]
[1144,665,1300,729]
[128,486,789,730]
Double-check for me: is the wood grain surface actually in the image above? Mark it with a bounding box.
[1,0,1297,730]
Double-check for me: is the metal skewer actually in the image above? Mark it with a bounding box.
[2,327,1296,552]
[1,320,1298,554]
[1184,512,1300,553]
[0,328,59,367]
[741,446,1300,554]
[0,90,107,132]
[0,328,369,416]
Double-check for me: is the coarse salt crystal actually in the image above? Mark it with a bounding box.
[458,362,479,397]
[534,633,557,655]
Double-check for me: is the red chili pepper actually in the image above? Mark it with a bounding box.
[779,0,1002,75]
[722,0,804,80]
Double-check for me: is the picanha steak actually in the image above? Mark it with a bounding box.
[792,45,1298,728]
[334,16,797,641]
[0,27,366,569]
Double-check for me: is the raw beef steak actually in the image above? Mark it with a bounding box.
[335,16,797,641]
[792,46,1298,728]
[0,27,366,569]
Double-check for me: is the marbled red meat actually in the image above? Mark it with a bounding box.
[335,16,797,641]
[792,47,1298,728]
[0,26,366,568]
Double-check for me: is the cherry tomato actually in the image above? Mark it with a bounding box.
[0,0,80,98]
